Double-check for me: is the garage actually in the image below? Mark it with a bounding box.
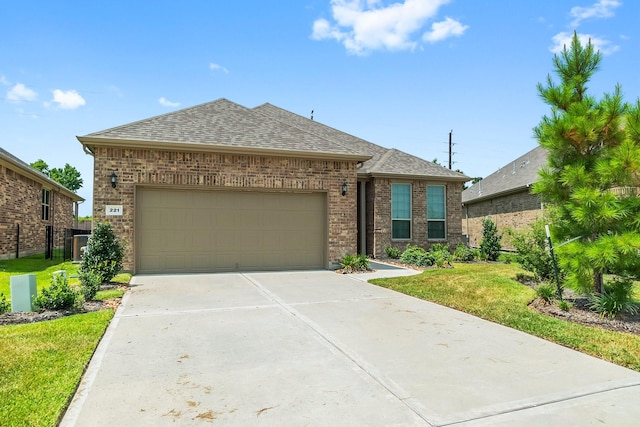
[135,188,326,274]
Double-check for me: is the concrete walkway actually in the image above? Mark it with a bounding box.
[61,268,640,426]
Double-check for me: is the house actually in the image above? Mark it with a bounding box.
[78,99,469,274]
[461,146,547,249]
[0,147,84,260]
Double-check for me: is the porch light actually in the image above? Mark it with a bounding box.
[110,172,118,188]
[341,181,348,196]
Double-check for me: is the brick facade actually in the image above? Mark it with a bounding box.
[0,163,76,260]
[462,190,543,250]
[91,147,358,272]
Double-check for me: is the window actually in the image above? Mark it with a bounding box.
[42,189,50,221]
[427,185,446,239]
[392,183,411,239]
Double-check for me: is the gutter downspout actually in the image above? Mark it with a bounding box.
[359,181,366,255]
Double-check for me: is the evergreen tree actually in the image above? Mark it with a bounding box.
[533,32,640,293]
[480,218,501,261]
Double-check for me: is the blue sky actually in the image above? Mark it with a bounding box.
[1,0,638,216]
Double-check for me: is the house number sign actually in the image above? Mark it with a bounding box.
[106,205,123,216]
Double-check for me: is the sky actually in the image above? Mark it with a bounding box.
[1,0,639,216]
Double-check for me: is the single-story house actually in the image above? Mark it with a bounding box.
[462,146,547,249]
[78,98,469,274]
[0,147,84,259]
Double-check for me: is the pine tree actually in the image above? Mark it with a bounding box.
[533,32,640,293]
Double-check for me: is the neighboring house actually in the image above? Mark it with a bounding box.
[462,146,547,249]
[78,98,469,274]
[0,147,84,260]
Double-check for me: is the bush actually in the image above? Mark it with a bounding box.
[385,247,400,259]
[33,274,82,311]
[356,254,370,270]
[0,293,10,314]
[588,278,639,319]
[508,219,560,283]
[81,221,126,284]
[340,254,369,273]
[430,243,452,268]
[536,284,556,303]
[79,270,102,301]
[400,245,434,267]
[558,299,572,312]
[453,243,476,262]
[480,218,502,261]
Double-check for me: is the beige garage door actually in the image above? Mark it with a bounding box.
[136,188,326,274]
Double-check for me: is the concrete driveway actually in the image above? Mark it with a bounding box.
[62,268,640,426]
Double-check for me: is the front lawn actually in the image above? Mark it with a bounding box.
[370,262,640,372]
[0,254,81,299]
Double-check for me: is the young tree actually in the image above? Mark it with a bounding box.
[479,218,501,261]
[30,159,83,191]
[533,32,640,293]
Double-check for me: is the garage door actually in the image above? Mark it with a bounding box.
[136,188,326,274]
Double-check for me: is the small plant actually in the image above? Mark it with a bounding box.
[400,245,434,267]
[558,299,572,312]
[356,254,370,270]
[430,243,452,268]
[536,284,556,303]
[453,243,475,262]
[79,270,102,301]
[340,254,357,270]
[0,293,10,314]
[479,218,502,262]
[80,221,126,284]
[385,246,400,259]
[33,274,82,311]
[588,278,639,319]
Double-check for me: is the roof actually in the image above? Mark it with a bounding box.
[462,145,547,204]
[79,98,469,181]
[0,146,84,201]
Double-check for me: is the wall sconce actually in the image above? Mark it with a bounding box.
[341,181,348,196]
[110,172,118,188]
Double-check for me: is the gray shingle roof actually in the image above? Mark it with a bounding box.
[462,145,548,203]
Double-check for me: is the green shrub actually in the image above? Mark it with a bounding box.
[536,284,556,303]
[430,244,452,268]
[588,278,639,319]
[558,299,572,312]
[340,254,357,270]
[385,247,400,259]
[0,293,10,314]
[80,221,126,284]
[356,254,370,270]
[33,274,82,311]
[79,270,102,301]
[400,245,434,267]
[479,218,502,261]
[453,243,475,262]
[507,219,561,283]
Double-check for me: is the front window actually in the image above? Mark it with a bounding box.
[427,185,446,239]
[42,189,50,221]
[392,183,411,239]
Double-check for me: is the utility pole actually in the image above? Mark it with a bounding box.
[448,130,453,169]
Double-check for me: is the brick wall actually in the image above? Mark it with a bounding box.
[462,190,543,250]
[0,163,76,259]
[368,178,465,258]
[91,147,358,272]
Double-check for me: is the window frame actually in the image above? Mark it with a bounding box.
[42,188,50,221]
[391,182,412,240]
[427,185,446,240]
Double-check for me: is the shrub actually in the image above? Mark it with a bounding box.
[430,243,452,268]
[385,247,400,259]
[0,293,10,314]
[340,254,357,270]
[479,218,502,261]
[340,254,369,273]
[536,284,556,303]
[453,243,475,262]
[400,245,434,267]
[558,299,572,312]
[588,278,639,319]
[33,274,82,311]
[507,219,560,283]
[356,254,370,270]
[79,270,102,301]
[81,221,126,284]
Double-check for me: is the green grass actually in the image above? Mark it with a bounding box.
[0,254,81,300]
[371,263,640,372]
[0,310,114,426]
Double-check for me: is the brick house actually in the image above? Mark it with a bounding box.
[462,146,547,249]
[0,147,84,260]
[78,99,469,274]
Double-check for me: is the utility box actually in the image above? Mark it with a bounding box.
[73,234,91,262]
[10,274,37,312]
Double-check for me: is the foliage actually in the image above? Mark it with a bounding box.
[79,270,101,301]
[400,245,434,267]
[385,246,401,259]
[532,32,640,293]
[0,255,80,298]
[479,218,502,261]
[80,221,125,284]
[430,243,452,268]
[30,159,83,192]
[356,254,369,270]
[558,299,573,312]
[508,217,561,283]
[452,243,476,262]
[32,274,82,311]
[536,284,556,303]
[340,254,369,272]
[0,293,10,314]
[588,278,640,319]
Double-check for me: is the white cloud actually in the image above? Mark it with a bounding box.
[6,83,38,102]
[550,31,619,56]
[50,89,86,109]
[158,97,180,107]
[423,16,468,43]
[311,0,466,55]
[569,0,621,28]
[209,63,229,73]
[0,75,9,86]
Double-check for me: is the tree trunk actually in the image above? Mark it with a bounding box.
[593,270,604,294]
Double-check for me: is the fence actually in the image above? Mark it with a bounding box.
[45,227,90,262]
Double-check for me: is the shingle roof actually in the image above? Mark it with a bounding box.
[462,145,547,203]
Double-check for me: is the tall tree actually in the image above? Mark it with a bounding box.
[533,32,640,293]
[30,159,83,192]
